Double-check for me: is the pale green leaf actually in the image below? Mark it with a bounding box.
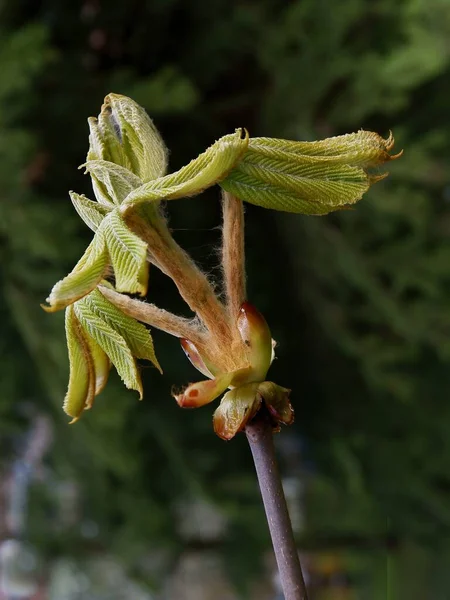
[102,210,149,295]
[220,131,400,215]
[74,295,143,396]
[70,191,111,231]
[84,329,111,399]
[83,160,142,206]
[122,129,249,210]
[105,93,168,181]
[89,288,161,372]
[87,115,130,169]
[63,305,95,422]
[44,224,109,311]
[213,383,261,440]
[251,131,398,166]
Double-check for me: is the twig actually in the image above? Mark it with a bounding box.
[246,410,309,600]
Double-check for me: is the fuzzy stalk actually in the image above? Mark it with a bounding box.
[124,206,246,373]
[246,409,309,600]
[98,285,206,346]
[222,191,246,318]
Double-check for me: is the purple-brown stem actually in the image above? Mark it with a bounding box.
[246,410,309,600]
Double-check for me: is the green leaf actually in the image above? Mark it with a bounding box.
[250,131,399,166]
[69,191,111,231]
[83,160,142,206]
[63,305,95,422]
[219,131,400,215]
[89,288,161,373]
[88,94,168,182]
[74,295,143,396]
[122,129,249,210]
[103,210,149,295]
[213,383,261,440]
[84,328,111,398]
[44,225,109,311]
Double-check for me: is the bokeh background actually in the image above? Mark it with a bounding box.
[1,1,450,598]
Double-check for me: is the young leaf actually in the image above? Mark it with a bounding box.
[84,330,111,400]
[74,295,144,396]
[70,192,111,232]
[83,160,142,205]
[43,226,109,311]
[89,94,168,182]
[63,305,95,422]
[103,210,149,295]
[122,129,249,210]
[213,383,261,440]
[88,288,161,373]
[105,93,168,181]
[251,130,400,166]
[219,131,400,215]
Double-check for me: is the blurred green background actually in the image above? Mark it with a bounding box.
[1,0,450,598]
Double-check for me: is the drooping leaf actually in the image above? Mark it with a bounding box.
[43,224,109,311]
[88,288,161,372]
[213,383,261,440]
[70,191,111,231]
[63,305,95,422]
[74,295,143,396]
[83,160,142,205]
[122,129,249,210]
[219,131,400,215]
[102,210,149,295]
[84,329,111,400]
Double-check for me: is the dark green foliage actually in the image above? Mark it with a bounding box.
[1,0,450,595]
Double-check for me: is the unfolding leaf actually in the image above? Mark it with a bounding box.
[104,93,168,182]
[74,296,143,396]
[213,383,261,440]
[63,305,95,422]
[220,131,400,215]
[88,288,161,372]
[122,129,249,210]
[43,225,109,311]
[70,191,111,232]
[103,210,149,295]
[83,160,142,205]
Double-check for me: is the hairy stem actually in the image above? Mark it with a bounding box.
[98,285,206,347]
[222,191,246,318]
[125,206,246,373]
[246,410,309,600]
